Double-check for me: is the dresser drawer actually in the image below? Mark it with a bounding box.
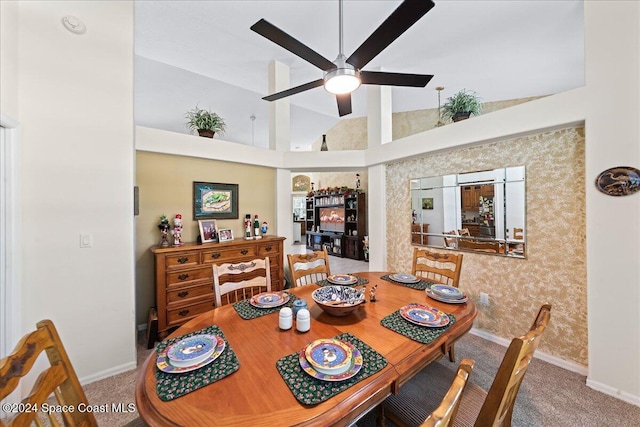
[167,267,211,286]
[257,243,280,258]
[202,246,257,264]
[165,252,200,269]
[167,282,213,303]
[166,298,216,326]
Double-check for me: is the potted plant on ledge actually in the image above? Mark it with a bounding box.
[441,89,483,122]
[185,105,226,138]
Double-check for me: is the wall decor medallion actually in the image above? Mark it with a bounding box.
[595,166,640,196]
[193,182,239,219]
[292,175,311,192]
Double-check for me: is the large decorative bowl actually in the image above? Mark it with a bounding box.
[312,286,365,317]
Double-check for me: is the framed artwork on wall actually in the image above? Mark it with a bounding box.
[292,175,311,192]
[422,197,434,210]
[193,182,239,219]
[198,219,218,243]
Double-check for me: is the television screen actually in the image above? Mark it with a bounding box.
[319,207,345,232]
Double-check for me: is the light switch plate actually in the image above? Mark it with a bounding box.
[80,233,93,248]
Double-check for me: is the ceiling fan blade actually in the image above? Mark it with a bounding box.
[360,70,433,87]
[347,0,435,70]
[251,19,336,71]
[262,79,325,102]
[336,94,352,117]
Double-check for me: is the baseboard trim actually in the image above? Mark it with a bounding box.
[585,378,640,407]
[469,328,588,375]
[79,361,137,386]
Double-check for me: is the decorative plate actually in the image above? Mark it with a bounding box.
[389,273,420,284]
[426,289,468,304]
[304,338,353,374]
[166,334,217,368]
[595,166,640,196]
[400,304,450,328]
[249,291,291,308]
[327,274,358,285]
[299,344,363,381]
[430,284,464,300]
[156,335,226,374]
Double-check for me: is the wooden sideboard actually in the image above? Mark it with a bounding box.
[151,236,285,338]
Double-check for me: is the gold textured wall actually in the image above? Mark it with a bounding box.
[135,151,276,325]
[386,127,587,366]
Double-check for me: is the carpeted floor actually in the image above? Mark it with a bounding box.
[85,330,640,427]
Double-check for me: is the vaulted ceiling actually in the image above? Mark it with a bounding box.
[134,0,584,151]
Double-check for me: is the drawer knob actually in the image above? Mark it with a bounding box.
[178,274,190,280]
[265,246,273,252]
[177,257,189,264]
[240,249,248,255]
[211,253,221,259]
[177,291,189,298]
[178,309,190,317]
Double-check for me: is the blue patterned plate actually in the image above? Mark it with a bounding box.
[157,335,226,373]
[166,334,216,367]
[249,291,290,308]
[304,338,353,374]
[426,289,468,304]
[389,273,420,284]
[299,341,363,381]
[327,274,358,285]
[400,304,450,328]
[430,284,464,300]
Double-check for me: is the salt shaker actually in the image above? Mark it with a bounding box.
[279,307,293,330]
[296,308,311,333]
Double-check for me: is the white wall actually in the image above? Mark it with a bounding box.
[12,1,136,384]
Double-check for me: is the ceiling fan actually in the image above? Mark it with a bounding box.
[251,0,435,117]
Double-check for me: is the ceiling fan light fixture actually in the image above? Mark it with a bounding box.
[324,68,361,95]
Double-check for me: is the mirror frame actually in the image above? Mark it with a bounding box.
[410,166,526,258]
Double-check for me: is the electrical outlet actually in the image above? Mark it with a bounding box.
[479,292,489,306]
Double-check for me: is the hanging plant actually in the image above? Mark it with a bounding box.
[441,89,483,122]
[185,105,226,138]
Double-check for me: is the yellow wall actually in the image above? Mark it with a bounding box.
[135,151,276,325]
[386,126,587,366]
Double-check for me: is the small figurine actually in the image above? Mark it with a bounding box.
[253,214,262,239]
[261,221,268,235]
[311,182,315,191]
[244,214,253,240]
[369,284,378,302]
[172,214,183,246]
[158,215,170,247]
[355,173,361,189]
[412,209,417,224]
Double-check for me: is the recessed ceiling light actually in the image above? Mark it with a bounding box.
[62,16,86,35]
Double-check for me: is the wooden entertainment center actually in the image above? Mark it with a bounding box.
[305,191,366,260]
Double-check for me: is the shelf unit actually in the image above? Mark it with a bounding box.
[305,192,366,260]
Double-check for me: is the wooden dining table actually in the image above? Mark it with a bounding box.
[135,272,477,427]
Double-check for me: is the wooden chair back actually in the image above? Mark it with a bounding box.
[422,359,475,427]
[474,303,552,427]
[0,319,98,427]
[457,228,471,237]
[512,227,524,240]
[411,247,463,287]
[458,238,501,254]
[287,249,331,287]
[212,257,271,306]
[442,231,457,248]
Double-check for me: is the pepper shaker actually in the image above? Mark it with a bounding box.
[279,307,293,330]
[296,309,311,333]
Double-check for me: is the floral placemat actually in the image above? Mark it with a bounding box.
[380,274,434,290]
[316,276,369,287]
[233,292,299,320]
[155,325,239,401]
[380,305,457,344]
[275,333,387,405]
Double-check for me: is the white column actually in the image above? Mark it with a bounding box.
[366,78,392,270]
[268,60,291,152]
[276,168,295,255]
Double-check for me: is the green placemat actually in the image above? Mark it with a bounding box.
[233,292,299,320]
[155,325,239,401]
[380,305,456,344]
[275,333,387,405]
[380,274,434,290]
[317,276,370,287]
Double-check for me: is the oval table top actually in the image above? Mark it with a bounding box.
[135,271,477,427]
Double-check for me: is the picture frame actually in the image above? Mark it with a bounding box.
[198,219,218,243]
[218,228,234,242]
[292,175,311,192]
[422,197,434,210]
[193,182,239,219]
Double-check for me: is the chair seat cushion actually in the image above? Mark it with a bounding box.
[383,361,487,427]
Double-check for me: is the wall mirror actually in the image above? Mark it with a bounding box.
[410,166,526,258]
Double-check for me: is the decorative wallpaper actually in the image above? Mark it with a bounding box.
[386,127,587,366]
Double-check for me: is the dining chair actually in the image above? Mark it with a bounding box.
[287,248,331,287]
[458,238,501,254]
[508,228,525,255]
[442,231,457,249]
[411,247,463,362]
[381,303,552,427]
[512,228,523,240]
[212,257,271,306]
[457,228,471,237]
[422,359,475,427]
[0,319,98,427]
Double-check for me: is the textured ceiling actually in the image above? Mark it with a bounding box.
[134,0,584,150]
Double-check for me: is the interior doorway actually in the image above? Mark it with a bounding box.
[292,195,306,244]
